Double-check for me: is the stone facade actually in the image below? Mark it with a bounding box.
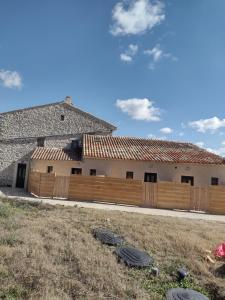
[0,97,116,187]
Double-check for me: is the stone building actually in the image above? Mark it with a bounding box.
[0,97,116,188]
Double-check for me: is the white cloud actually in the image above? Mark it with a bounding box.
[148,133,156,138]
[110,0,165,36]
[116,98,161,121]
[195,142,204,148]
[148,133,167,140]
[120,44,138,62]
[206,147,225,157]
[144,44,175,69]
[144,44,163,62]
[120,53,133,62]
[128,44,138,55]
[0,69,22,89]
[189,117,225,133]
[191,142,225,157]
[160,127,173,134]
[222,141,225,146]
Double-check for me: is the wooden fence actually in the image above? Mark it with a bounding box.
[157,181,191,210]
[69,175,143,206]
[28,171,225,215]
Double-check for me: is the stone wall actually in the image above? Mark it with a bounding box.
[0,134,81,187]
[0,102,114,140]
[0,100,116,187]
[0,138,35,186]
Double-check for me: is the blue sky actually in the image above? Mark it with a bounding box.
[1,0,225,154]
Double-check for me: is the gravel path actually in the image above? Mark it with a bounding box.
[1,187,225,223]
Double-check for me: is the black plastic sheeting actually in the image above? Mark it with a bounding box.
[166,288,209,300]
[177,268,188,280]
[92,228,124,246]
[115,246,154,268]
[215,263,225,278]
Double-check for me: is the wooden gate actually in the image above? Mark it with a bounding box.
[190,187,208,212]
[143,183,157,207]
[53,176,70,198]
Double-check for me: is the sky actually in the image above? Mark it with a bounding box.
[1,0,225,155]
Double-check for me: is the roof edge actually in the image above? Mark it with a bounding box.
[0,100,117,131]
[62,103,116,131]
[0,100,63,115]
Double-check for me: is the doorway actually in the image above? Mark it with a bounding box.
[16,163,27,188]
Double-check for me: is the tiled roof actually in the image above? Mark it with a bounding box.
[31,147,78,161]
[83,135,225,165]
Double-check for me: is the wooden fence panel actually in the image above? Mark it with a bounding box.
[190,187,208,212]
[54,176,70,198]
[157,182,191,210]
[143,183,157,207]
[69,175,143,206]
[39,173,55,198]
[28,172,41,196]
[208,186,225,214]
[69,176,95,201]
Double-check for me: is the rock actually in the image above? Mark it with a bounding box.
[151,267,160,277]
[0,190,5,198]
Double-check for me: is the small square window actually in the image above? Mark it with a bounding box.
[181,176,194,186]
[90,169,96,176]
[211,177,219,185]
[71,168,82,175]
[37,137,45,147]
[126,171,133,179]
[61,115,65,121]
[47,166,53,173]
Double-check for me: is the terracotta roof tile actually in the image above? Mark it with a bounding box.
[83,135,225,165]
[31,147,77,161]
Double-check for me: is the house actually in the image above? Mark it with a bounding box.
[0,97,116,188]
[30,134,225,187]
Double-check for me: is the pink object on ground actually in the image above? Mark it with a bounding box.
[214,243,225,258]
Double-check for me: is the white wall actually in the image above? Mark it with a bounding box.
[30,158,225,187]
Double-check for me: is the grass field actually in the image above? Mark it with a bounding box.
[0,198,224,299]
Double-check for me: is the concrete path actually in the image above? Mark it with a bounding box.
[2,188,225,223]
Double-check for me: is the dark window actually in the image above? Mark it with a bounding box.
[90,169,96,176]
[71,139,82,160]
[37,137,45,147]
[47,166,53,174]
[181,176,194,186]
[211,177,219,185]
[71,168,82,175]
[144,173,157,183]
[126,171,133,179]
[61,115,65,121]
[71,140,79,149]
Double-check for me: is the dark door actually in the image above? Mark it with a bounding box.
[144,173,157,183]
[16,163,27,188]
[181,175,194,186]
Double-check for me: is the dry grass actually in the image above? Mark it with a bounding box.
[0,198,225,300]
